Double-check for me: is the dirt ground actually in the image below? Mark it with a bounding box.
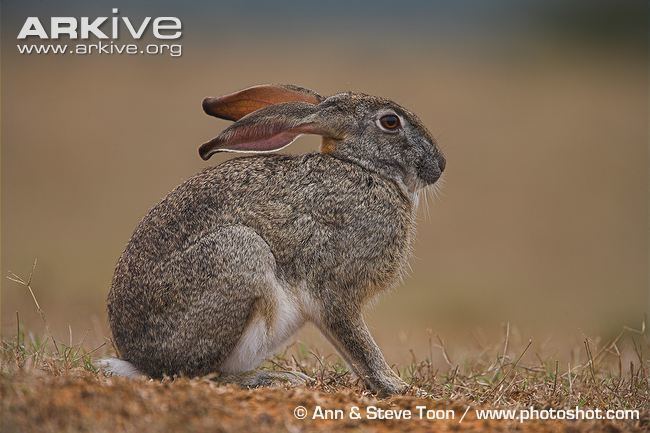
[2,370,647,433]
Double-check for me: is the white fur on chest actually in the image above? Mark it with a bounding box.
[219,276,317,374]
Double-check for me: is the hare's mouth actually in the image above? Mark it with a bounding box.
[429,153,446,184]
[415,176,445,217]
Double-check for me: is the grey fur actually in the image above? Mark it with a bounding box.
[107,86,445,396]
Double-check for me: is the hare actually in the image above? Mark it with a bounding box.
[103,84,445,396]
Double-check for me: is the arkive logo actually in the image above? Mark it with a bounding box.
[16,8,183,57]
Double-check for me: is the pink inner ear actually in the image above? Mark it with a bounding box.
[200,115,328,160]
[225,131,301,152]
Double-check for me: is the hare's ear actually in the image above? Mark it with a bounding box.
[199,102,336,160]
[202,84,322,121]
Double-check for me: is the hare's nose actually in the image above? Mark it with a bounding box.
[436,153,446,173]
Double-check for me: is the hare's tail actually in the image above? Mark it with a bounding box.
[96,357,143,378]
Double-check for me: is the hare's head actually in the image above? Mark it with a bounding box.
[200,85,445,192]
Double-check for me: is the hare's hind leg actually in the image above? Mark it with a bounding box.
[153,225,274,376]
[164,225,304,379]
[218,370,313,388]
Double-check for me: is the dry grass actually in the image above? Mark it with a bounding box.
[2,265,649,432]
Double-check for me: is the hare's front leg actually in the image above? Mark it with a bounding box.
[318,308,409,396]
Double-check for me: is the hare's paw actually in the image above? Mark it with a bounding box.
[219,370,314,388]
[277,370,315,386]
[407,386,432,398]
[371,377,430,398]
[370,376,409,397]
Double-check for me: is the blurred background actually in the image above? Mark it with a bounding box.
[2,1,648,366]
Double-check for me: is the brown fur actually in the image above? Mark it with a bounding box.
[106,85,445,396]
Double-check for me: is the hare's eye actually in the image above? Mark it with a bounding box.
[378,114,401,131]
